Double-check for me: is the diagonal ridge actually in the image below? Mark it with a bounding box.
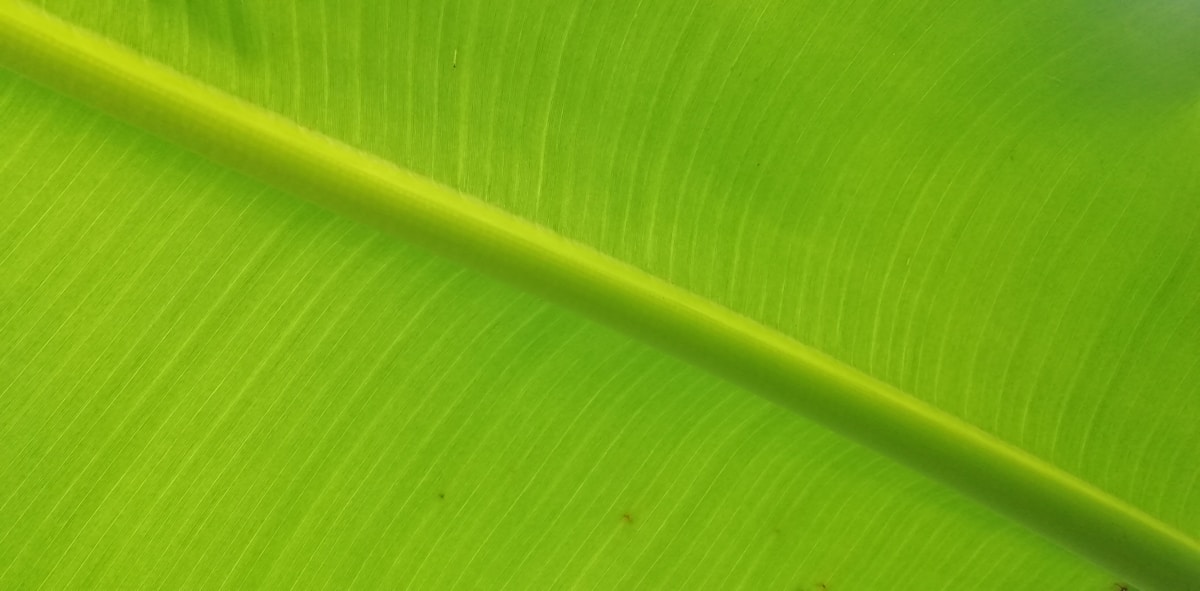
[1,2,1197,589]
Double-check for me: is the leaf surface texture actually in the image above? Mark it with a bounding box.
[1,0,1198,588]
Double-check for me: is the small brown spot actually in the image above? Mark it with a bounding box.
[1113,584,1129,591]
[621,513,633,524]
[437,492,445,500]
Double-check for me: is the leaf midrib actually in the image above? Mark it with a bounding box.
[0,2,1196,589]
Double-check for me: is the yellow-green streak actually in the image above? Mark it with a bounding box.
[0,2,1196,589]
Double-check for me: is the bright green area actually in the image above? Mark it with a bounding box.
[0,71,1108,589]
[26,0,1199,537]
[1,0,1198,589]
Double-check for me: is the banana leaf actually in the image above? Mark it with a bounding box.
[1,0,1197,589]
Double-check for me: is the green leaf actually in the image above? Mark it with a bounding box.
[1,0,1197,589]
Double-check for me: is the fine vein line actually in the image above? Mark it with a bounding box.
[0,3,1196,589]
